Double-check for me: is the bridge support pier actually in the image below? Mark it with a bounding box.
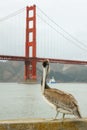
[24,5,37,83]
[24,60,37,83]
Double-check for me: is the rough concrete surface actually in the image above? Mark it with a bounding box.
[0,118,87,130]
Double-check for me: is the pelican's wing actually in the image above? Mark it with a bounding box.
[44,88,78,111]
[53,88,78,104]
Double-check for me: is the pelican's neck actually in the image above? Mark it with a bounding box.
[42,67,47,93]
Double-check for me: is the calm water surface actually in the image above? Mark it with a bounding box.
[0,83,87,120]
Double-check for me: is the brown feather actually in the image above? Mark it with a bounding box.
[43,87,81,117]
[41,60,82,118]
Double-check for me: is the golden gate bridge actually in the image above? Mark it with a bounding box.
[0,5,87,81]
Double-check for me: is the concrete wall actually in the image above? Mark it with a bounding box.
[0,118,87,130]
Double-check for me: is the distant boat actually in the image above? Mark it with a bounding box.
[49,76,56,83]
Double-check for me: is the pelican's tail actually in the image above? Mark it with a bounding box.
[74,108,82,118]
[77,110,82,118]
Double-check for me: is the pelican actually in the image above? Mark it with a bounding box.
[41,60,82,119]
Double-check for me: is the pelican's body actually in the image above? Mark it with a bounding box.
[41,60,82,119]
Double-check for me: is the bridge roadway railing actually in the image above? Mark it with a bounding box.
[1,55,87,65]
[0,118,87,130]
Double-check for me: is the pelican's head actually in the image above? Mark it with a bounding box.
[42,60,50,74]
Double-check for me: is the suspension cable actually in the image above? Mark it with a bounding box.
[0,7,25,22]
[37,14,87,52]
[37,6,87,49]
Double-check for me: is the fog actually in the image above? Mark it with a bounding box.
[0,0,87,60]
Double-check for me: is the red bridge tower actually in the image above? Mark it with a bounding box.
[25,5,36,81]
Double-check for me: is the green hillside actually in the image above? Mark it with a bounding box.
[0,61,87,82]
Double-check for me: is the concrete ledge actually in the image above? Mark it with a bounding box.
[0,118,87,130]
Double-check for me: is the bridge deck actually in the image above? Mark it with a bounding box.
[0,55,87,65]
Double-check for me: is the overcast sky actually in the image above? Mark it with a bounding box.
[0,0,87,60]
[0,0,87,32]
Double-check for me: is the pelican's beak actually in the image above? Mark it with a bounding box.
[47,59,50,73]
[47,64,50,74]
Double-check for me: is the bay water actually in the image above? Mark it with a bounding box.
[0,83,87,120]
